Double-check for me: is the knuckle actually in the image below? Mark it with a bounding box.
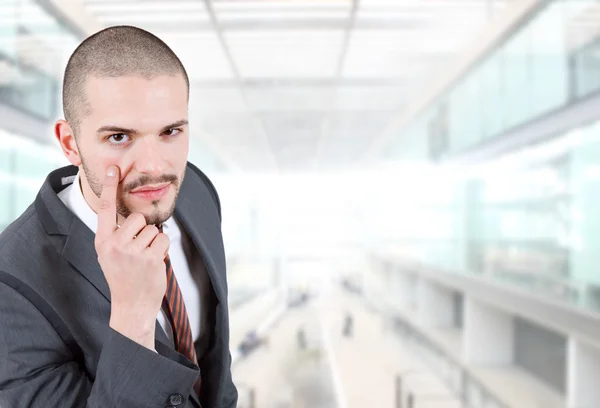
[160,234,170,248]
[130,213,146,225]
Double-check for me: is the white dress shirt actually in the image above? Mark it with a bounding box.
[57,171,202,342]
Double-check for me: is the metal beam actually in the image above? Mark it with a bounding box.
[37,0,103,39]
[335,0,359,78]
[85,18,453,32]
[314,0,360,169]
[42,0,102,37]
[189,77,409,88]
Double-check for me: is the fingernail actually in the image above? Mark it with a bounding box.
[107,166,116,177]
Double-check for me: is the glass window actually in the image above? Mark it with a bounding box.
[464,66,484,147]
[0,0,18,58]
[480,52,503,140]
[500,22,532,131]
[530,0,569,115]
[447,79,467,154]
[447,70,484,154]
[572,39,600,99]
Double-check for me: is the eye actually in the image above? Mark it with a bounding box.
[108,134,130,144]
[163,128,182,137]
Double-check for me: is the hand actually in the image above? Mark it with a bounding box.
[94,165,170,350]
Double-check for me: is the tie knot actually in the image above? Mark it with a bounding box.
[156,223,163,233]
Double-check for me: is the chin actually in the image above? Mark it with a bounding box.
[121,202,174,225]
[143,211,172,226]
[122,188,178,224]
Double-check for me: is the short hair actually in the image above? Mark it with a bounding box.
[62,25,189,137]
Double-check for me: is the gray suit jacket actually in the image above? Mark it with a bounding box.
[0,162,238,408]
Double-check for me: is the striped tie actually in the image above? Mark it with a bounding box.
[157,224,202,396]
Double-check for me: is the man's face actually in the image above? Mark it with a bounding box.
[76,74,189,226]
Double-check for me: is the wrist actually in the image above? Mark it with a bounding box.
[109,306,157,350]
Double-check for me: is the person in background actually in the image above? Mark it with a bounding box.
[0,25,237,408]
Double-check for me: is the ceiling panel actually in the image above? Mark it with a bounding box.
[214,1,351,30]
[157,32,235,80]
[196,113,259,146]
[260,112,324,149]
[84,1,210,25]
[342,29,471,78]
[85,1,208,13]
[192,112,278,171]
[333,86,408,111]
[244,85,333,112]
[212,1,352,12]
[225,29,345,78]
[317,111,392,166]
[190,85,247,114]
[259,112,324,169]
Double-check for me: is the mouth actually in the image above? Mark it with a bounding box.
[129,183,171,200]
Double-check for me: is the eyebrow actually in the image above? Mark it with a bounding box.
[96,119,189,135]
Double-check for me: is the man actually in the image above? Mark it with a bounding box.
[0,26,237,408]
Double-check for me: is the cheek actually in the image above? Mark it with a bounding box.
[92,149,131,181]
[175,136,189,165]
[157,138,188,174]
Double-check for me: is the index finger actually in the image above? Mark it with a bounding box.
[95,165,120,244]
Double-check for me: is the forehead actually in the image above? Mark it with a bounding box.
[83,74,188,126]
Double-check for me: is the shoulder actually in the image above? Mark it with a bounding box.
[0,203,63,287]
[0,203,42,262]
[185,161,221,220]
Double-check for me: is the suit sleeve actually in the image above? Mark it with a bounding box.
[0,281,200,408]
[219,351,238,408]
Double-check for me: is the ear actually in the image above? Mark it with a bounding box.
[54,120,82,166]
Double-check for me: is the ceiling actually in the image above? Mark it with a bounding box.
[79,0,507,173]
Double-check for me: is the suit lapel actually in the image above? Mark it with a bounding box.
[37,166,112,304]
[63,218,112,303]
[174,165,227,306]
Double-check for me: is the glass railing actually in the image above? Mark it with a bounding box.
[392,312,510,408]
[0,129,66,232]
[0,0,80,121]
[384,0,600,161]
[0,50,58,120]
[372,117,600,315]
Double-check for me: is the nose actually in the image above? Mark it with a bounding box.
[133,136,166,177]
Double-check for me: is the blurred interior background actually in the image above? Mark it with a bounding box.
[3,0,600,407]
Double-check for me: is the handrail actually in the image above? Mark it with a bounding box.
[388,309,511,408]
